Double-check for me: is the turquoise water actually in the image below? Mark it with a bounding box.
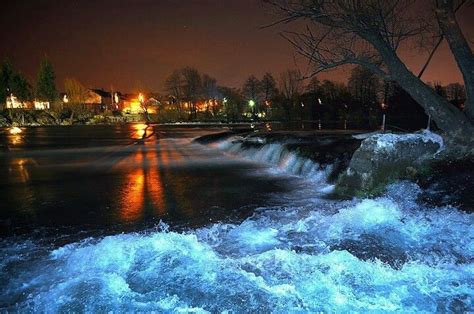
[0,126,472,312]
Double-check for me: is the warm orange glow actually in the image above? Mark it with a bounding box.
[119,146,165,221]
[122,100,144,114]
[120,153,145,222]
[9,127,22,135]
[8,158,35,183]
[138,93,145,103]
[133,123,148,138]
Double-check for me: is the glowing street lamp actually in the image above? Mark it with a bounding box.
[248,99,256,119]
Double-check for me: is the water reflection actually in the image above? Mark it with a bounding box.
[8,133,24,146]
[8,158,36,183]
[0,125,287,234]
[119,134,165,222]
[132,123,151,140]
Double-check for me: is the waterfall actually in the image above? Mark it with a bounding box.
[210,136,333,181]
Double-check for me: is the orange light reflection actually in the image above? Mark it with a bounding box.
[119,146,165,222]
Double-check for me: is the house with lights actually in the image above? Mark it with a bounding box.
[4,94,50,110]
[119,93,161,114]
[61,89,121,113]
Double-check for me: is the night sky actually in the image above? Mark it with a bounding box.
[1,0,473,93]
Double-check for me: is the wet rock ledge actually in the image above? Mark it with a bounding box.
[194,129,363,183]
[335,131,444,198]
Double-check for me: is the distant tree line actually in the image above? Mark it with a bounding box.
[1,58,467,130]
[163,65,466,130]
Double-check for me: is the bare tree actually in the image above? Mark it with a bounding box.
[164,70,184,114]
[306,76,321,95]
[279,69,303,120]
[243,75,261,102]
[202,74,218,115]
[181,67,202,119]
[64,78,89,124]
[348,65,381,108]
[243,75,261,117]
[266,0,474,153]
[446,82,466,108]
[261,72,278,102]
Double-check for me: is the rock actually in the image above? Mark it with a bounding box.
[335,130,443,197]
[193,129,251,144]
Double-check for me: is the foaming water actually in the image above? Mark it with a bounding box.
[210,136,333,182]
[1,129,473,311]
[1,181,472,312]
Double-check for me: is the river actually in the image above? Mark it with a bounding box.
[0,124,472,312]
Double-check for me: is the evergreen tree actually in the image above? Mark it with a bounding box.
[36,58,57,103]
[11,72,32,101]
[0,60,14,104]
[0,60,32,104]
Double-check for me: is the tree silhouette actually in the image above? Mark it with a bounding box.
[36,58,57,103]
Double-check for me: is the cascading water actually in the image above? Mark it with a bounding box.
[1,133,473,312]
[210,136,333,182]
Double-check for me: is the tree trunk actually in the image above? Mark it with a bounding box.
[392,59,473,135]
[362,32,474,152]
[436,0,474,122]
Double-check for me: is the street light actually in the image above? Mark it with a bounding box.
[248,99,256,119]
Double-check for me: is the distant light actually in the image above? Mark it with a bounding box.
[223,97,227,104]
[248,100,255,107]
[318,98,322,105]
[301,102,304,107]
[63,94,69,103]
[138,93,144,103]
[9,127,22,135]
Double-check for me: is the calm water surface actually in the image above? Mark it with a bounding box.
[0,124,472,312]
[0,124,291,237]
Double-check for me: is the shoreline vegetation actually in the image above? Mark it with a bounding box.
[0,109,150,127]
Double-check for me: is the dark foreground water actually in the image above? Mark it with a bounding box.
[0,125,472,312]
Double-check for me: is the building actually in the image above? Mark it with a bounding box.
[120,93,161,114]
[5,94,50,110]
[61,89,121,113]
